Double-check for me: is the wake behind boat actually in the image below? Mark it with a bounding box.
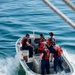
[16,34,74,75]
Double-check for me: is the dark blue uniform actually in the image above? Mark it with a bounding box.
[54,56,64,73]
[41,50,50,75]
[53,45,64,73]
[48,45,57,53]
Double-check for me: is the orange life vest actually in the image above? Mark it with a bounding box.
[39,39,43,43]
[43,49,50,60]
[39,38,46,43]
[21,37,31,46]
[54,45,63,57]
[47,38,56,45]
[38,42,45,51]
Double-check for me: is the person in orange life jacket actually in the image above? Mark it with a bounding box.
[47,32,56,53]
[51,42,64,74]
[47,32,56,46]
[39,34,46,42]
[38,34,46,53]
[21,34,33,57]
[39,44,50,75]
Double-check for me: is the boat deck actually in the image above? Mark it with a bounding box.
[16,37,74,75]
[25,53,71,74]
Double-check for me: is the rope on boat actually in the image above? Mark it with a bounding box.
[42,0,75,29]
[63,0,75,11]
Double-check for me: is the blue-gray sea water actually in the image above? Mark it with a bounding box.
[0,0,75,75]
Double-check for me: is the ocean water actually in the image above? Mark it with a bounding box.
[0,0,75,75]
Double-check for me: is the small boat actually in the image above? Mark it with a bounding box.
[16,34,74,75]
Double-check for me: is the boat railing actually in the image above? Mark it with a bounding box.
[63,0,75,11]
[62,54,74,74]
[42,0,75,29]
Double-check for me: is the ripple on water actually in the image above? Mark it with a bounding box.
[0,0,75,75]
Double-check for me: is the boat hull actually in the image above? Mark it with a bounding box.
[15,35,74,75]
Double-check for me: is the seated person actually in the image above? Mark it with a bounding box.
[21,34,33,57]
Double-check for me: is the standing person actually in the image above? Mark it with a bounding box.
[47,32,56,46]
[39,34,46,42]
[51,41,64,74]
[39,44,50,75]
[49,32,56,42]
[47,32,56,53]
[38,34,46,53]
[21,34,33,57]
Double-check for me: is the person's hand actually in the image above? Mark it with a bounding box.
[39,58,42,62]
[20,47,22,50]
[39,59,41,62]
[50,58,52,62]
[50,59,52,62]
[22,54,24,57]
[43,41,47,44]
[27,43,30,46]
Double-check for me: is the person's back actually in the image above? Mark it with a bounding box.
[53,45,63,57]
[39,45,50,75]
[51,42,64,74]
[38,42,45,53]
[42,48,50,60]
[38,34,46,53]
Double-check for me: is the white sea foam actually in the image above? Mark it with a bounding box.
[0,50,75,75]
[63,49,75,74]
[51,49,75,75]
[0,55,20,75]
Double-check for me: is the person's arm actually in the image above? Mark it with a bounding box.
[53,36,56,42]
[50,54,54,62]
[60,47,63,54]
[21,54,27,61]
[26,39,31,46]
[21,37,25,45]
[39,50,46,61]
[39,53,44,61]
[26,41,30,46]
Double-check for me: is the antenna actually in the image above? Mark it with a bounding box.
[33,30,35,38]
[63,0,75,11]
[42,0,75,29]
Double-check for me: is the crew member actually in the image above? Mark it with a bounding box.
[38,34,46,53]
[39,44,50,75]
[39,34,46,42]
[21,34,33,57]
[51,42,64,74]
[47,32,56,46]
[47,32,56,53]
